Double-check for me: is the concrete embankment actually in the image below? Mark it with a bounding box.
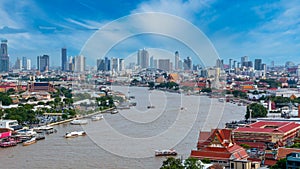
[47,107,115,126]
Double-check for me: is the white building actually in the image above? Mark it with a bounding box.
[74,55,86,72]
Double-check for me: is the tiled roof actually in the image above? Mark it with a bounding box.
[233,121,300,134]
[276,147,300,160]
[264,159,277,166]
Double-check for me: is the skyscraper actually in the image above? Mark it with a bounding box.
[254,59,262,70]
[26,59,31,70]
[0,39,9,72]
[174,51,179,70]
[37,55,49,72]
[137,49,149,68]
[61,48,68,71]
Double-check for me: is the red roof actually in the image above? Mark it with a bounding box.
[276,147,300,160]
[192,129,248,161]
[264,159,277,166]
[233,121,300,134]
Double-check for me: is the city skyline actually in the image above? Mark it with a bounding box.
[0,1,300,67]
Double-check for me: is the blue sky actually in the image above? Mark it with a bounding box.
[1,0,300,67]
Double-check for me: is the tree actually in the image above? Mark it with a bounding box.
[160,157,184,169]
[0,92,12,105]
[240,143,250,149]
[245,103,267,119]
[201,88,212,93]
[201,158,211,164]
[270,158,286,169]
[184,157,203,169]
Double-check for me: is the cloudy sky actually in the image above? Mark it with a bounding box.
[1,0,300,67]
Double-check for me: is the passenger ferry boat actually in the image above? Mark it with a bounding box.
[155,149,177,156]
[0,137,17,147]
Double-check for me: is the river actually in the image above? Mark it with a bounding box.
[0,86,246,169]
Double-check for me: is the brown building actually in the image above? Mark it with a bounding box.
[28,82,55,92]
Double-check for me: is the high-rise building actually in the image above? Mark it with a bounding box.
[241,56,248,67]
[150,56,154,68]
[13,58,22,70]
[254,59,262,70]
[26,59,31,70]
[37,55,49,72]
[178,60,183,70]
[74,55,85,72]
[153,59,158,69]
[174,51,179,70]
[183,57,192,70]
[111,57,120,72]
[0,39,9,72]
[229,59,232,69]
[137,49,149,68]
[119,59,125,72]
[22,57,27,70]
[158,59,171,71]
[297,65,300,78]
[61,48,68,71]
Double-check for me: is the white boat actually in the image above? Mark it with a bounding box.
[111,110,118,114]
[91,114,104,121]
[65,131,86,138]
[17,128,37,137]
[70,119,88,125]
[155,149,177,156]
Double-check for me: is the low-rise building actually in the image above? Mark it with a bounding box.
[233,121,300,147]
[286,152,300,169]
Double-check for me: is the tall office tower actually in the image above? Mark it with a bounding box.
[111,57,120,72]
[61,48,68,71]
[150,56,154,68]
[97,59,105,71]
[229,59,232,69]
[183,57,192,70]
[0,39,9,72]
[37,55,50,72]
[119,59,125,72]
[254,59,262,70]
[74,55,86,72]
[26,59,31,70]
[158,59,171,71]
[174,51,179,70]
[137,49,149,68]
[22,57,27,70]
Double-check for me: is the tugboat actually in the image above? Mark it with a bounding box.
[155,149,177,156]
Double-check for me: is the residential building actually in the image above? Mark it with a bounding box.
[286,152,300,169]
[254,59,262,70]
[183,57,192,70]
[137,49,149,68]
[74,55,85,72]
[158,59,171,71]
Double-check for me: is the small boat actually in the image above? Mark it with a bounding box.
[65,131,86,138]
[35,134,45,140]
[91,114,104,121]
[70,119,88,125]
[155,149,177,156]
[23,137,37,146]
[147,105,155,109]
[111,110,118,114]
[33,126,57,134]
